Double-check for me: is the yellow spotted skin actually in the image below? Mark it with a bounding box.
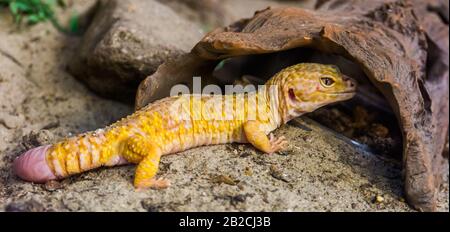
[43,63,357,189]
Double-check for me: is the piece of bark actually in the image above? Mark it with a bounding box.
[136,1,448,211]
[313,0,449,211]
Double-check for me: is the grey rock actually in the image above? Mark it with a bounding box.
[69,0,203,102]
[21,130,56,150]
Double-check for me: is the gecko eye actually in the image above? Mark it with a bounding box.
[320,77,335,87]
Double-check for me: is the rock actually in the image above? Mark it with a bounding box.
[374,195,385,204]
[43,180,63,192]
[68,0,203,102]
[211,174,239,186]
[270,165,291,183]
[244,166,253,176]
[21,130,55,150]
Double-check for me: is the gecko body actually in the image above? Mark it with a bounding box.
[14,63,357,189]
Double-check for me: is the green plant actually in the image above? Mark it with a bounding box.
[0,0,79,34]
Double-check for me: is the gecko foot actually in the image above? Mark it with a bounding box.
[135,177,171,190]
[268,134,288,155]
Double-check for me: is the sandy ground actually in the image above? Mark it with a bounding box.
[0,0,448,212]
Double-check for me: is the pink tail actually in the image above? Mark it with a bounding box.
[13,145,57,183]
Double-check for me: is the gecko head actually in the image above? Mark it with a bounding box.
[271,63,357,120]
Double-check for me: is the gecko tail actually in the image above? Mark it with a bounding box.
[13,145,57,183]
[14,134,130,184]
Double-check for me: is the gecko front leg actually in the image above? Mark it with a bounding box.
[123,135,170,190]
[243,121,288,154]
